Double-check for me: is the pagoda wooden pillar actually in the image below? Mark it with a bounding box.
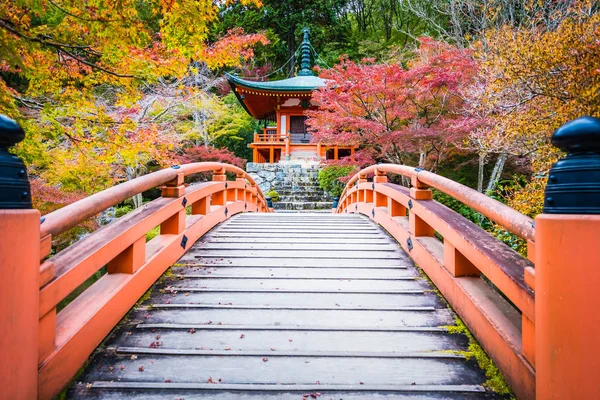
[269,146,274,164]
[334,146,339,160]
[253,148,258,163]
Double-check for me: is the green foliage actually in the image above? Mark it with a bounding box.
[318,165,356,197]
[114,205,133,218]
[445,317,514,397]
[265,189,280,202]
[146,226,160,242]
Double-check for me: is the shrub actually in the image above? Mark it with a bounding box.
[177,145,246,168]
[265,189,280,202]
[318,165,357,197]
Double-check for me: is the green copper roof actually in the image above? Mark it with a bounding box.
[226,28,325,92]
[226,73,325,92]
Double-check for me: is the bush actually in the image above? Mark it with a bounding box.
[318,165,357,197]
[114,204,133,218]
[177,145,246,168]
[265,189,280,202]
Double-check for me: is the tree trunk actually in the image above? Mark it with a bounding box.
[418,151,425,168]
[485,152,508,194]
[126,166,144,208]
[477,152,487,193]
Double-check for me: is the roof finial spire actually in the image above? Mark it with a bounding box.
[298,28,313,76]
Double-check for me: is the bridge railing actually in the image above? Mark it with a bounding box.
[335,164,536,399]
[0,158,271,400]
[335,117,600,400]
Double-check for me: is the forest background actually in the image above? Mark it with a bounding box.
[1,0,599,253]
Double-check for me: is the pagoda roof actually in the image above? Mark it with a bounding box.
[226,73,325,92]
[226,28,326,120]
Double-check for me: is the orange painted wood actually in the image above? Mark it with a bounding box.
[344,204,535,399]
[343,164,535,242]
[444,241,480,277]
[0,210,40,400]
[409,212,434,237]
[160,209,186,235]
[39,183,226,318]
[40,233,52,260]
[337,177,536,399]
[38,202,250,399]
[192,196,210,215]
[410,187,433,200]
[161,185,185,198]
[108,236,146,274]
[535,215,600,400]
[362,182,535,322]
[522,314,535,368]
[39,309,56,363]
[39,260,54,287]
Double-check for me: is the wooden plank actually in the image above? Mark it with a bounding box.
[116,348,467,359]
[171,266,418,279]
[188,250,399,259]
[150,304,436,311]
[204,237,391,244]
[88,382,486,393]
[161,277,428,291]
[160,288,426,294]
[135,324,448,332]
[134,308,454,328]
[79,356,486,386]
[151,292,444,309]
[194,243,397,251]
[177,260,410,267]
[114,329,465,354]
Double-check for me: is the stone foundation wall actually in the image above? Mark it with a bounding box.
[246,162,333,210]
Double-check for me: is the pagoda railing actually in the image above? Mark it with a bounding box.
[254,128,286,143]
[0,162,271,399]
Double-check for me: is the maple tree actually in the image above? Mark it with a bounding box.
[472,0,600,212]
[0,0,267,201]
[306,38,478,170]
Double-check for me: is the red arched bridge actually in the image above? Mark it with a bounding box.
[1,118,599,400]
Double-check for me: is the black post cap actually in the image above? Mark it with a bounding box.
[543,116,600,214]
[0,114,32,209]
[551,116,600,153]
[0,114,25,148]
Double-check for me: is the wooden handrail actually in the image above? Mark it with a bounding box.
[22,162,272,398]
[342,164,535,242]
[41,162,267,238]
[335,164,536,399]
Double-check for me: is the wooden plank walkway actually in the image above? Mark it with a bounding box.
[70,213,499,399]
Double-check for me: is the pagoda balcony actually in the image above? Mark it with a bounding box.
[254,128,287,143]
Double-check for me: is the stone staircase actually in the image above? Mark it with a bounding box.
[246,163,333,211]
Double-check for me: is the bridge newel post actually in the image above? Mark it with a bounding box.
[236,173,246,203]
[535,116,600,400]
[409,171,434,237]
[0,115,40,399]
[373,169,388,207]
[212,167,226,206]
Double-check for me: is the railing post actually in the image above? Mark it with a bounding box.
[374,168,388,207]
[409,173,434,237]
[212,167,226,206]
[0,115,39,399]
[535,117,600,400]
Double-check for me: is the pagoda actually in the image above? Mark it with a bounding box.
[226,28,357,164]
